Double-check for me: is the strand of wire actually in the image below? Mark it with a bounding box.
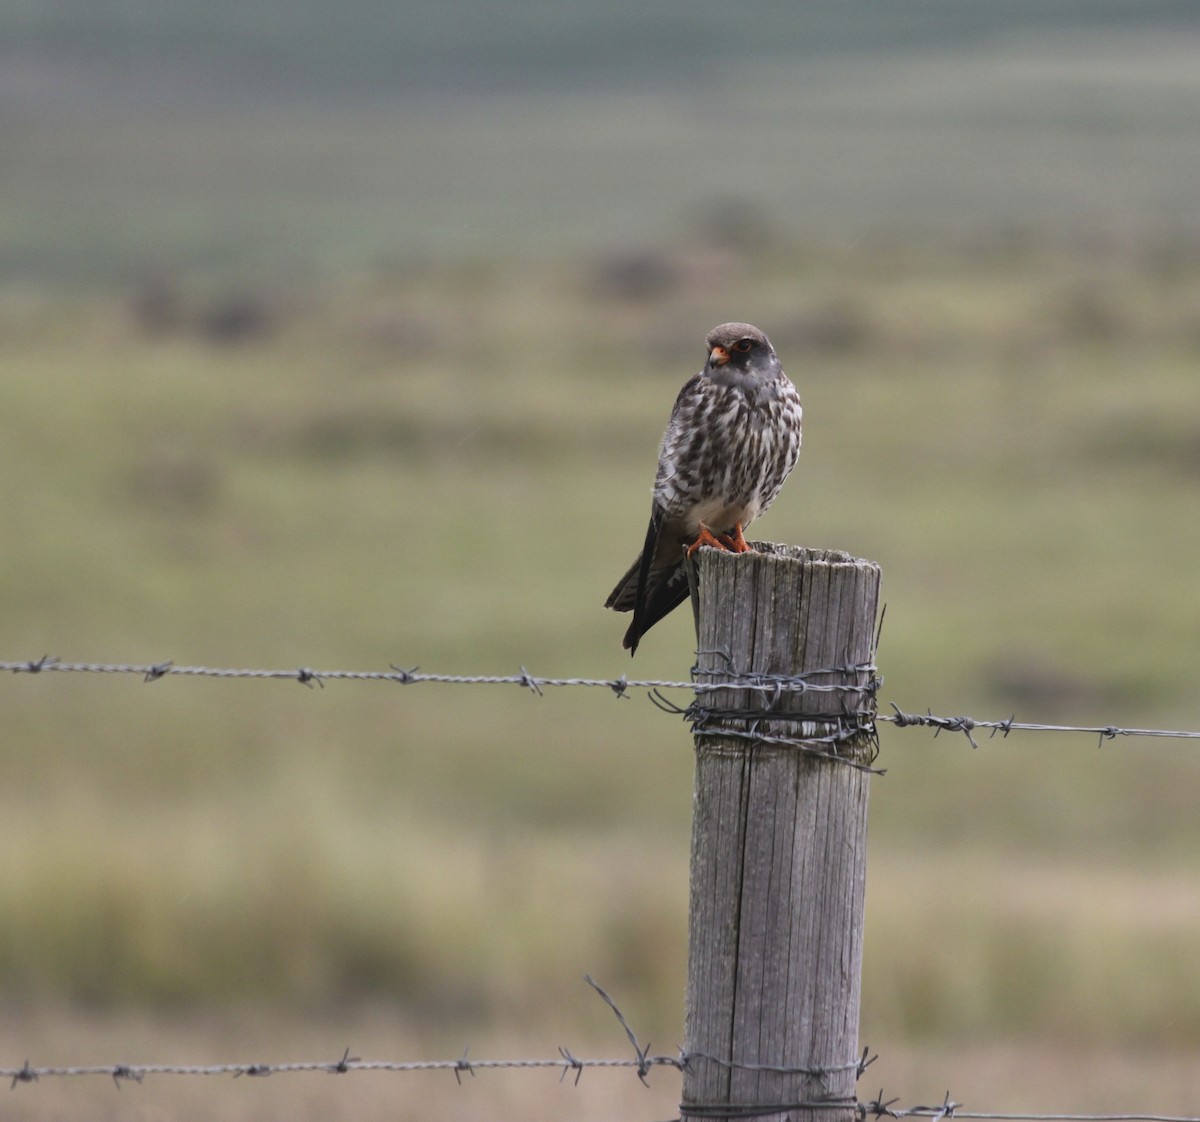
[0,970,1180,1122]
[1,1045,872,1090]
[680,1095,857,1119]
[0,656,871,700]
[4,974,870,1094]
[4,656,1200,746]
[863,1102,1200,1122]
[8,1054,1196,1122]
[878,705,1200,748]
[892,1115,1200,1122]
[674,1092,1200,1122]
[2,1051,682,1090]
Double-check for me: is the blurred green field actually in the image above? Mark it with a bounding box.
[6,17,1200,284]
[4,6,1200,1118]
[3,234,1200,1090]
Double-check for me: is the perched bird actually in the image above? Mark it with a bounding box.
[605,322,803,655]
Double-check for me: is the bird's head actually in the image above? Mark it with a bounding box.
[705,323,779,382]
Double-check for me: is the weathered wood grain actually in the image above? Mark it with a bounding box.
[682,544,881,1122]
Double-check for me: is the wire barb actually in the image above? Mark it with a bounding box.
[862,1090,903,1118]
[21,655,58,673]
[584,974,655,1084]
[233,1064,272,1078]
[898,1092,959,1121]
[517,666,544,696]
[857,1048,879,1079]
[10,1061,37,1090]
[111,1064,143,1089]
[330,1047,358,1074]
[452,1047,474,1085]
[558,1046,585,1085]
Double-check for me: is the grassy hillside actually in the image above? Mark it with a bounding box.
[4,6,1199,1117]
[2,236,1199,1062]
[4,14,1200,283]
[8,1,1195,96]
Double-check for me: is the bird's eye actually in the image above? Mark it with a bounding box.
[733,339,754,352]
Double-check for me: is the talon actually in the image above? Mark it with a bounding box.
[720,522,752,554]
[686,523,730,558]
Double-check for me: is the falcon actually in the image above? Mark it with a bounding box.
[605,322,803,655]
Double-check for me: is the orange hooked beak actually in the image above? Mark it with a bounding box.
[709,345,730,366]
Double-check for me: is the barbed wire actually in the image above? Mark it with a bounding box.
[2,1051,680,1090]
[861,1101,1200,1122]
[2,976,870,1094]
[3,655,1199,749]
[7,1059,1196,1122]
[678,1094,1200,1122]
[7,1056,1197,1122]
[1,971,1193,1121]
[878,705,1200,748]
[0,655,866,699]
[3,973,1195,1122]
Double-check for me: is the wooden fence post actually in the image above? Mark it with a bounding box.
[682,544,881,1122]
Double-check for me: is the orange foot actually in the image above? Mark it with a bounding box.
[685,523,728,559]
[686,521,751,558]
[716,522,751,554]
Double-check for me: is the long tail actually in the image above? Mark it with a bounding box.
[605,510,691,655]
[622,563,690,653]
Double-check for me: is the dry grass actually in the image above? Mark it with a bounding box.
[1,239,1199,1108]
[4,1008,1200,1122]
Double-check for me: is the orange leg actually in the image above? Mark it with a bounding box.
[717,522,752,554]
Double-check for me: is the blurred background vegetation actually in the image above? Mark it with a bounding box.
[3,2,1200,1119]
